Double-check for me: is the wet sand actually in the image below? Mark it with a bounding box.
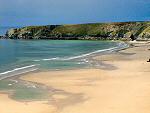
[0,93,55,113]
[1,41,150,113]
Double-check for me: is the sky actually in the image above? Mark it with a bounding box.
[0,0,150,26]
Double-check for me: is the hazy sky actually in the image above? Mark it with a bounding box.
[0,0,150,26]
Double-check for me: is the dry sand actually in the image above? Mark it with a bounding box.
[1,41,150,113]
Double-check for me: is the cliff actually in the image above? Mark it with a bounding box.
[5,21,150,40]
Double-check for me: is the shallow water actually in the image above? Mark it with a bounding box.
[0,40,122,74]
[0,39,128,101]
[0,79,49,101]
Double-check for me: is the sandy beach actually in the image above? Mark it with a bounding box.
[1,41,150,113]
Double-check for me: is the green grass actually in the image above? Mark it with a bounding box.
[6,21,150,39]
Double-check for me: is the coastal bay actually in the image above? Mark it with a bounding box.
[0,41,150,113]
[0,40,125,101]
[1,0,150,112]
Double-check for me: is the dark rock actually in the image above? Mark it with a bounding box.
[130,34,136,41]
[147,59,150,62]
[0,36,8,39]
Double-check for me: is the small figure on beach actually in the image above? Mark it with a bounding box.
[147,59,150,62]
[130,34,136,41]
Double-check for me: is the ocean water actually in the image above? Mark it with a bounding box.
[0,39,128,100]
[0,40,128,77]
[0,79,49,101]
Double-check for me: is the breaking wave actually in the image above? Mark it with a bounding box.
[34,42,128,61]
[0,64,39,80]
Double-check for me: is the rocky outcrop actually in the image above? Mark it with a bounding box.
[0,36,8,39]
[5,21,150,40]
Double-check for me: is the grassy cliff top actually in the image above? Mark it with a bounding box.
[6,21,150,40]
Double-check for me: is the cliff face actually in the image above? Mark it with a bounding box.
[5,21,150,40]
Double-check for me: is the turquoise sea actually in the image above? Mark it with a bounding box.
[0,39,128,100]
[0,39,128,76]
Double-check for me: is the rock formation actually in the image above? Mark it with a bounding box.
[4,21,150,40]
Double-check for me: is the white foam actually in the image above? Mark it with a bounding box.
[0,64,38,76]
[42,57,58,61]
[34,57,59,61]
[0,68,38,80]
[33,60,41,62]
[33,47,117,62]
[10,80,18,83]
[33,42,129,62]
[62,46,118,60]
[8,84,12,86]
[77,62,85,64]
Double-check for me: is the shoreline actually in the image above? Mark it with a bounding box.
[1,41,150,113]
[0,40,127,80]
